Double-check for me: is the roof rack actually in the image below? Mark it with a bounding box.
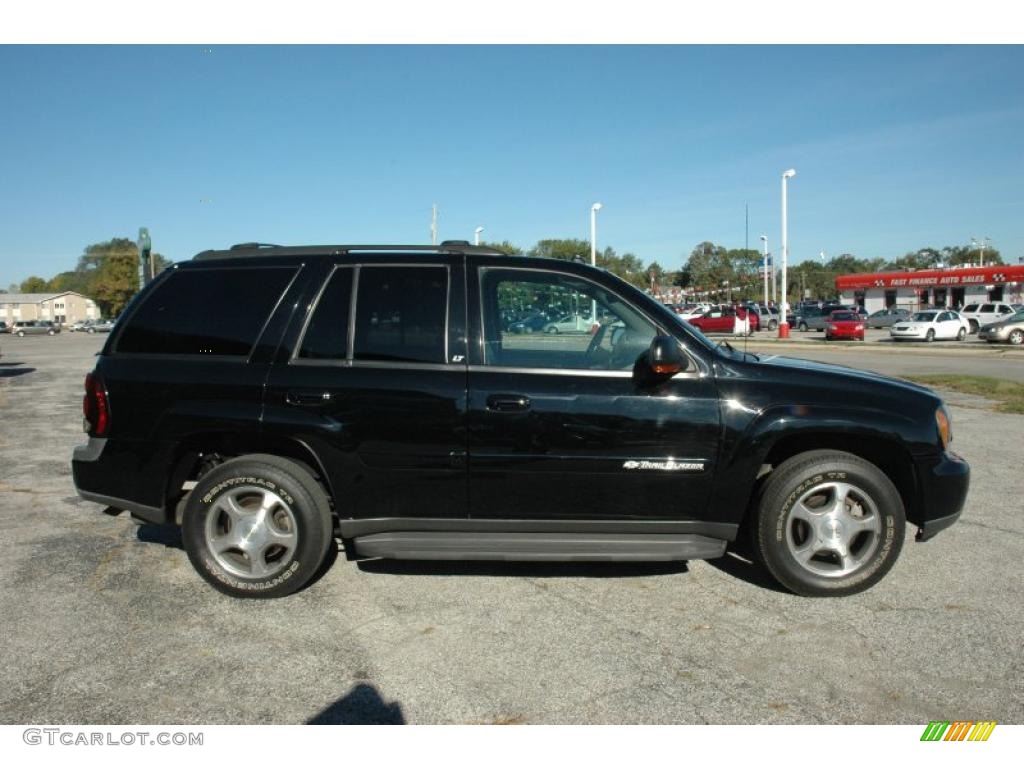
[194,243,512,260]
[229,242,283,250]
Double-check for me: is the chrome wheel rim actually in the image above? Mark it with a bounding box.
[204,485,299,579]
[1010,330,1023,345]
[785,481,883,578]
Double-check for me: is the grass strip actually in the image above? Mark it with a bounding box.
[902,374,1024,414]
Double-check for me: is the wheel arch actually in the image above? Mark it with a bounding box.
[717,412,924,533]
[164,432,336,522]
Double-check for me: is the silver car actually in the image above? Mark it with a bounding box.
[13,321,60,336]
[978,310,1024,346]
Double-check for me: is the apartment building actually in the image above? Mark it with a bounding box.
[0,292,100,326]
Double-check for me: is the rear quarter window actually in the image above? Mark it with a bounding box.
[116,266,297,356]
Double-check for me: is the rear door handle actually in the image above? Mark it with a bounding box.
[286,390,334,406]
[486,394,531,412]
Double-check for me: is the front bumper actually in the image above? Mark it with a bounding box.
[977,328,1009,341]
[914,450,970,542]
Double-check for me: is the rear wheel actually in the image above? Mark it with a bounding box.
[545,325,558,334]
[956,327,967,341]
[753,450,905,597]
[925,329,935,342]
[16,331,24,337]
[182,454,334,599]
[798,321,808,332]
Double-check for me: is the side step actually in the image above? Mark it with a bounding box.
[351,531,727,562]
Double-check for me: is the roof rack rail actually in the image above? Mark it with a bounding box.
[230,242,282,250]
[193,243,513,261]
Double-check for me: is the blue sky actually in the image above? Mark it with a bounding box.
[1,44,1022,286]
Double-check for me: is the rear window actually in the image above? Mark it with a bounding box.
[116,266,296,356]
[353,266,448,364]
[831,312,857,321]
[963,304,979,312]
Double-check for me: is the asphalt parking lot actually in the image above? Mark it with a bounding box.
[1,332,1022,724]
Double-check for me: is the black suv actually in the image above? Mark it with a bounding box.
[72,242,969,599]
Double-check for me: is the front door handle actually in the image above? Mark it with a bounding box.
[486,394,531,412]
[286,390,333,406]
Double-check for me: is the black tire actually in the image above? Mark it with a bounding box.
[956,327,967,341]
[16,331,24,337]
[47,330,55,335]
[545,325,558,334]
[1009,329,1024,346]
[181,454,334,599]
[88,328,95,334]
[925,329,935,342]
[769,320,778,330]
[798,322,808,332]
[753,450,905,597]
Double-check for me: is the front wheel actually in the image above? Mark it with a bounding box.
[182,454,334,599]
[16,331,24,337]
[752,450,905,597]
[544,325,558,334]
[925,329,935,342]
[1007,329,1024,346]
[956,327,967,341]
[798,322,808,332]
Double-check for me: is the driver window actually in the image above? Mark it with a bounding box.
[480,268,658,370]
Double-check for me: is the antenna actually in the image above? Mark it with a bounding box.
[431,203,438,246]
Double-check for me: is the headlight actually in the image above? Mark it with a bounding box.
[936,406,952,448]
[855,324,864,330]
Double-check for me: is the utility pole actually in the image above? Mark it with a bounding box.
[431,203,438,245]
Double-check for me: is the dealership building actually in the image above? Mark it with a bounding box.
[835,264,1024,313]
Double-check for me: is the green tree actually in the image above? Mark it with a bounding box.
[19,276,50,293]
[78,238,142,316]
[480,240,523,256]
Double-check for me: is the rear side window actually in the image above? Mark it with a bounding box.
[980,304,995,313]
[353,266,447,364]
[298,268,353,360]
[963,304,978,312]
[116,266,296,356]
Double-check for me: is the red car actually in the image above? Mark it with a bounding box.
[825,310,865,341]
[687,305,755,335]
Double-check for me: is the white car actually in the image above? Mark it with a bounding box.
[677,303,712,321]
[890,310,969,342]
[543,314,595,334]
[960,302,1015,333]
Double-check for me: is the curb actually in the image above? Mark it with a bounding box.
[736,338,1024,358]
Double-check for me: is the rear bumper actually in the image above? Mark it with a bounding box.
[72,437,169,524]
[914,450,970,542]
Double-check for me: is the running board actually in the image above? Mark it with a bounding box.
[351,531,727,562]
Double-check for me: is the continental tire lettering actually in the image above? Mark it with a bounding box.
[203,557,300,590]
[201,476,295,506]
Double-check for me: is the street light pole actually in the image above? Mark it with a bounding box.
[590,202,602,323]
[474,226,484,246]
[759,235,768,307]
[779,169,796,339]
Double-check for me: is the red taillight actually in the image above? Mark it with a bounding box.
[83,373,110,436]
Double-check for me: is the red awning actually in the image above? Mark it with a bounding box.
[836,265,1024,291]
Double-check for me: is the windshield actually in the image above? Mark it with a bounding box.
[912,312,938,322]
[831,312,857,321]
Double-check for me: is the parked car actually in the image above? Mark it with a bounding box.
[543,314,595,334]
[71,241,969,600]
[750,305,779,331]
[794,306,831,332]
[865,308,910,328]
[677,303,711,321]
[824,310,865,341]
[69,319,95,332]
[959,302,1015,334]
[889,310,969,342]
[0,321,9,334]
[978,309,1024,346]
[84,319,115,333]
[686,305,752,335]
[507,312,550,334]
[13,320,60,336]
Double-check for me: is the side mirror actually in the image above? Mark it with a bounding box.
[635,336,689,386]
